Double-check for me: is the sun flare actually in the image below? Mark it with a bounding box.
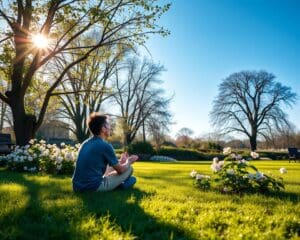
[31,34,49,49]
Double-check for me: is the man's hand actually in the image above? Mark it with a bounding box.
[126,155,139,165]
[119,152,129,164]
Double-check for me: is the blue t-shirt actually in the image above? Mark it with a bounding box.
[72,136,118,192]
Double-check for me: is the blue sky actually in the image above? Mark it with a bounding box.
[142,0,300,138]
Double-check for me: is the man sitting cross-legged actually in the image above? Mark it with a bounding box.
[72,112,138,192]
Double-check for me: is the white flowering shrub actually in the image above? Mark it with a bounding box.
[191,148,284,194]
[3,139,80,175]
[190,170,211,190]
[149,155,177,162]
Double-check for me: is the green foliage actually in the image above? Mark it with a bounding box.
[128,141,154,155]
[0,161,299,239]
[201,141,223,151]
[157,147,206,160]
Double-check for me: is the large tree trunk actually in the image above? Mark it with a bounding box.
[75,125,89,143]
[10,99,36,146]
[249,135,257,151]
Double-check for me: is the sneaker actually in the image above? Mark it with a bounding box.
[118,176,137,190]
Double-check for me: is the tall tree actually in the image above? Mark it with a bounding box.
[0,0,170,145]
[210,70,297,151]
[112,57,170,147]
[55,44,124,142]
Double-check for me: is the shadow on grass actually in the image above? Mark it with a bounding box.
[0,169,195,240]
[75,187,194,239]
[0,170,77,239]
[261,190,300,202]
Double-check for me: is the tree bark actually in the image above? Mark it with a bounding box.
[249,135,257,151]
[11,99,36,145]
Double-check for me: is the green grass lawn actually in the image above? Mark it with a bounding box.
[1,161,299,240]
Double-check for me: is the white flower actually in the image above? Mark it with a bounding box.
[25,145,30,149]
[239,159,248,164]
[41,149,50,157]
[236,154,242,160]
[279,167,287,174]
[24,166,28,171]
[57,164,62,170]
[227,169,235,175]
[65,153,73,161]
[196,174,204,180]
[56,156,63,163]
[190,170,197,177]
[211,163,222,172]
[60,142,65,147]
[39,140,46,144]
[213,157,219,164]
[28,156,33,162]
[218,160,225,167]
[223,187,229,192]
[39,146,45,152]
[29,139,35,144]
[223,147,231,155]
[250,152,259,159]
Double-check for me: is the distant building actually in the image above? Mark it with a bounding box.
[1,127,15,142]
[1,120,72,144]
[37,120,70,140]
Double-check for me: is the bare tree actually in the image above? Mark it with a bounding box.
[112,57,170,147]
[175,127,194,148]
[210,70,297,151]
[0,0,170,145]
[147,117,171,150]
[52,42,125,142]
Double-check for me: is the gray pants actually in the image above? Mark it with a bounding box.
[97,165,133,192]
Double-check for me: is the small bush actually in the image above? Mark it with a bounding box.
[128,141,154,155]
[191,148,285,194]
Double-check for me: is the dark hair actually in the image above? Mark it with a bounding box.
[87,112,108,136]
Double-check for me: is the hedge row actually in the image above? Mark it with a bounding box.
[124,141,290,160]
[257,151,289,160]
[116,141,289,161]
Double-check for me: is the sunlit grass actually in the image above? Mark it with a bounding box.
[0,161,299,239]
